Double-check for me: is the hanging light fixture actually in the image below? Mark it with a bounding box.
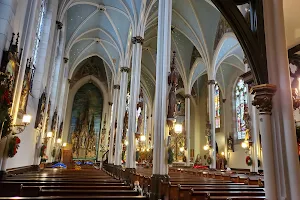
[174,124,182,134]
[140,135,146,142]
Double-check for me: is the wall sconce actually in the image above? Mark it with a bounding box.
[241,141,248,149]
[179,147,184,152]
[47,132,53,138]
[221,152,225,156]
[203,144,210,151]
[140,135,146,142]
[57,138,62,144]
[13,114,32,134]
[174,124,182,134]
[124,140,128,146]
[62,143,67,147]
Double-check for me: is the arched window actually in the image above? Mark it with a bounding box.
[32,0,47,65]
[235,79,248,139]
[215,84,221,128]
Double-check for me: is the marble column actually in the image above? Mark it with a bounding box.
[150,0,172,199]
[263,1,300,199]
[251,84,277,199]
[114,67,129,166]
[126,36,143,169]
[185,94,191,166]
[208,80,216,169]
[106,102,113,149]
[0,0,17,63]
[108,85,120,164]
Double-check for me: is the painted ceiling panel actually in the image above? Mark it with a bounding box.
[191,61,206,86]
[191,0,220,59]
[79,29,117,47]
[69,40,94,66]
[215,37,238,66]
[222,55,245,72]
[66,4,97,44]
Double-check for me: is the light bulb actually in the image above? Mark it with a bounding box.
[180,147,184,152]
[140,135,146,141]
[174,124,182,134]
[22,114,32,124]
[57,138,62,144]
[47,132,53,138]
[63,143,67,147]
[241,142,248,149]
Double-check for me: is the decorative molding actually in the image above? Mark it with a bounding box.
[97,4,106,11]
[131,36,144,45]
[63,57,69,63]
[207,80,215,85]
[184,94,192,99]
[113,85,120,90]
[56,21,63,29]
[250,84,277,114]
[120,67,130,73]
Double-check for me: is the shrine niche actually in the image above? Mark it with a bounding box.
[68,83,103,160]
[51,109,58,132]
[34,91,47,130]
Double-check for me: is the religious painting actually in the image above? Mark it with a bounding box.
[1,33,22,104]
[176,95,185,116]
[34,91,46,130]
[18,59,32,115]
[69,83,103,160]
[51,109,58,132]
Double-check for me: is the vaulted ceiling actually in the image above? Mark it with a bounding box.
[58,0,247,104]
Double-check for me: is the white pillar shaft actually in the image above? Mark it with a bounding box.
[263,1,300,199]
[258,114,277,199]
[126,43,142,168]
[185,97,191,166]
[152,0,172,175]
[208,83,216,168]
[114,72,128,166]
[250,94,259,172]
[108,88,119,164]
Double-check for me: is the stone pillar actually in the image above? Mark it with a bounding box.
[208,80,216,168]
[249,94,260,172]
[106,102,113,149]
[126,36,143,169]
[150,0,172,199]
[0,0,17,63]
[108,85,120,164]
[263,1,300,199]
[251,84,277,199]
[185,94,191,166]
[114,67,129,166]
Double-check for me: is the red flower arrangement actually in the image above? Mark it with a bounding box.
[246,156,253,166]
[8,136,21,157]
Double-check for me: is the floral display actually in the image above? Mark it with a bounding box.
[8,136,21,157]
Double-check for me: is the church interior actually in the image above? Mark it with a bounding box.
[0,0,299,199]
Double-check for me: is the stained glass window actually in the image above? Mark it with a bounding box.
[235,79,248,139]
[215,84,221,128]
[32,0,47,65]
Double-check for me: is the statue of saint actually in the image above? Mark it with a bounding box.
[19,67,31,113]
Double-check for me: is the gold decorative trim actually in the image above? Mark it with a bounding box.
[113,85,120,90]
[56,21,63,29]
[250,84,277,114]
[120,67,130,73]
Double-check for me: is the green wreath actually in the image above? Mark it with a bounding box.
[246,156,252,166]
[207,156,212,165]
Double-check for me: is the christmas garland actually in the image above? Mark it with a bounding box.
[207,156,212,165]
[8,136,21,157]
[246,156,253,166]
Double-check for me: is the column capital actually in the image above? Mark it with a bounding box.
[184,94,192,99]
[56,21,63,30]
[243,57,248,65]
[222,99,226,103]
[63,57,69,63]
[109,102,113,106]
[131,36,144,45]
[120,67,130,73]
[250,84,277,114]
[113,85,120,90]
[207,80,215,85]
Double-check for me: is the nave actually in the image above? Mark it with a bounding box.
[0,165,266,200]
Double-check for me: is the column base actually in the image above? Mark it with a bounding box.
[150,174,170,200]
[0,170,7,180]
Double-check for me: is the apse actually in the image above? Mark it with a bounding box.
[68,83,103,160]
